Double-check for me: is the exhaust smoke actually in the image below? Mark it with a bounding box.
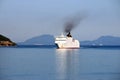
[64,12,86,37]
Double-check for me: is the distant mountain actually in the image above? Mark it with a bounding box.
[81,36,120,46]
[18,34,55,45]
[0,34,16,46]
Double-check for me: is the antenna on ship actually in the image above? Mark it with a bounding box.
[60,32,65,37]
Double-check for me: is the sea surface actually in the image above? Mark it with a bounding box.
[0,46,120,80]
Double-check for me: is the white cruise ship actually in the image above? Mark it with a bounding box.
[55,32,80,49]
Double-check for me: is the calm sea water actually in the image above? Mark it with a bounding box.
[0,46,120,80]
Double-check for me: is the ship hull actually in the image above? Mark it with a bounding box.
[56,45,80,49]
[56,44,80,49]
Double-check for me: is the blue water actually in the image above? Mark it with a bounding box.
[0,46,120,80]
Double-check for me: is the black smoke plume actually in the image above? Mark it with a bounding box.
[64,13,86,36]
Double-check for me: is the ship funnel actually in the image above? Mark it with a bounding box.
[67,32,72,37]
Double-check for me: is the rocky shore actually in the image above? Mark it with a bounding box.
[0,34,16,46]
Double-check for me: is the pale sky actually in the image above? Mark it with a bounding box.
[0,0,120,42]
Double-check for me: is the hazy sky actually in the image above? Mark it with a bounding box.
[0,0,120,42]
